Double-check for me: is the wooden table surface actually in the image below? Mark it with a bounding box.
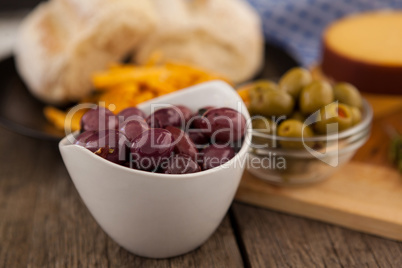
[1,106,402,268]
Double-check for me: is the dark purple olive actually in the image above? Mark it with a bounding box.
[80,106,117,131]
[191,115,209,133]
[74,130,98,147]
[197,106,215,116]
[117,107,146,122]
[76,130,128,164]
[202,144,235,170]
[175,105,192,124]
[119,118,149,142]
[204,108,246,143]
[146,107,185,129]
[130,128,174,170]
[163,154,200,174]
[166,126,198,160]
[187,130,210,149]
[190,106,215,130]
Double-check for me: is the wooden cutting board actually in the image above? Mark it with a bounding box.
[235,94,402,241]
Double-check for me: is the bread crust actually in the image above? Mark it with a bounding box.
[15,0,263,104]
[16,0,157,104]
[135,0,264,83]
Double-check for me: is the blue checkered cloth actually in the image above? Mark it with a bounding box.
[246,0,402,67]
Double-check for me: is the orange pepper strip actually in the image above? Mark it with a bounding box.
[236,87,250,107]
[44,106,87,132]
[92,68,165,89]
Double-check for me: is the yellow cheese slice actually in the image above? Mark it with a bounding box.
[324,11,402,66]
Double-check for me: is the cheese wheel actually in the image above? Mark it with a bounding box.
[321,11,402,95]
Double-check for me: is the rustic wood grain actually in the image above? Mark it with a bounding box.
[236,162,402,241]
[353,106,402,165]
[231,203,402,268]
[361,94,402,120]
[0,127,243,268]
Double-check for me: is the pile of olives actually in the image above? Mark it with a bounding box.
[74,105,246,174]
[247,67,363,149]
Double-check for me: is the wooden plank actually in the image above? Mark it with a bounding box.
[236,163,402,241]
[361,93,402,119]
[353,106,402,166]
[0,131,43,267]
[232,203,402,268]
[0,127,243,267]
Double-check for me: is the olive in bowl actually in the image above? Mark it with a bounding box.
[59,81,251,258]
[299,80,334,115]
[248,100,372,186]
[241,67,373,186]
[248,81,294,117]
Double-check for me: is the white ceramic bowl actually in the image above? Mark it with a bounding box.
[59,81,251,258]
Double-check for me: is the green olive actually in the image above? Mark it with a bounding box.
[277,119,314,149]
[333,82,362,108]
[279,67,313,99]
[252,117,276,134]
[252,117,276,146]
[249,89,294,117]
[350,107,362,126]
[299,81,334,115]
[314,103,353,134]
[248,80,278,99]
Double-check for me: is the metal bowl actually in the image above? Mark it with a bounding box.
[247,100,373,186]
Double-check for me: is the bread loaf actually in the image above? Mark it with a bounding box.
[134,0,264,84]
[15,0,157,104]
[15,0,263,104]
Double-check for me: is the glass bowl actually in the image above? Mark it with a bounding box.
[247,100,373,186]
